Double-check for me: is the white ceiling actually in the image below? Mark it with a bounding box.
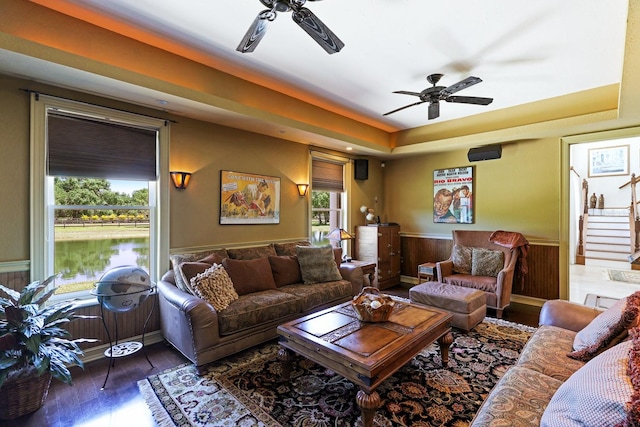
[4,0,630,137]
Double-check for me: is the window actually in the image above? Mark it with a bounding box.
[30,94,170,301]
[310,156,348,248]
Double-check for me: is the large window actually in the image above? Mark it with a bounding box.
[30,94,170,301]
[311,156,348,248]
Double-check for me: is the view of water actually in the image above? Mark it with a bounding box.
[55,237,149,285]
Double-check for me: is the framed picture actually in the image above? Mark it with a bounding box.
[588,145,629,177]
[220,170,280,224]
[433,167,474,224]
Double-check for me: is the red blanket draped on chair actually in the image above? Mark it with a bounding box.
[489,230,529,290]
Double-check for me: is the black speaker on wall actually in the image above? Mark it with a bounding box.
[354,159,368,180]
[468,144,502,162]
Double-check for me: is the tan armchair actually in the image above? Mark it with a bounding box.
[436,230,520,318]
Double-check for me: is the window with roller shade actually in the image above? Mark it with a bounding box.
[311,157,346,247]
[30,94,169,301]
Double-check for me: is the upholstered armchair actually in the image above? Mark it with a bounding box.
[436,230,521,318]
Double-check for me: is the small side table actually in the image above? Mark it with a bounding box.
[346,259,377,287]
[418,262,437,283]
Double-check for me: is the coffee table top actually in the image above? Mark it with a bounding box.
[278,300,452,391]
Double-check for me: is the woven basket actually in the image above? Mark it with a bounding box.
[352,286,395,322]
[0,371,52,419]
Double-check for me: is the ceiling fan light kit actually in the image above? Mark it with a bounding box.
[384,74,494,120]
[237,0,344,54]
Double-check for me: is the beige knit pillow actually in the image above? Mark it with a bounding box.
[190,264,239,311]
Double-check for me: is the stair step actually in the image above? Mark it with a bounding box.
[586,243,629,252]
[584,258,631,269]
[587,229,631,238]
[585,250,629,261]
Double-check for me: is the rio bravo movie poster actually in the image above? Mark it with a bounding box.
[220,171,280,224]
[433,167,474,224]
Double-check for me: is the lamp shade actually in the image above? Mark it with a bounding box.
[170,171,191,189]
[326,228,354,241]
[297,183,309,196]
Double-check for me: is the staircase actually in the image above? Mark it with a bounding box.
[584,210,631,269]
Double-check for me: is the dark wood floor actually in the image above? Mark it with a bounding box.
[2,285,541,427]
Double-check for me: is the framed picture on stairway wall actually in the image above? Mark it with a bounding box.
[588,145,629,177]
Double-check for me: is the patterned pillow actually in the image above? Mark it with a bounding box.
[170,249,229,271]
[471,247,504,277]
[541,339,634,427]
[568,291,640,362]
[623,328,640,427]
[296,245,342,285]
[452,244,472,274]
[268,255,302,287]
[274,241,312,256]
[190,264,238,311]
[227,245,277,260]
[221,257,277,295]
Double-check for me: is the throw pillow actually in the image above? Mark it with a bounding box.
[452,244,472,274]
[568,291,640,362]
[198,252,225,265]
[190,264,238,311]
[623,328,640,426]
[540,339,634,427]
[296,245,343,284]
[268,255,302,287]
[471,247,504,277]
[170,249,229,270]
[221,257,277,295]
[175,261,211,294]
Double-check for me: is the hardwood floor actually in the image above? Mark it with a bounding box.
[2,285,540,427]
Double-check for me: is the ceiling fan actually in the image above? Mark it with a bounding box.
[383,74,494,120]
[237,0,344,54]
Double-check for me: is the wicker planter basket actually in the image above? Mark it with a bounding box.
[352,286,395,322]
[0,370,52,419]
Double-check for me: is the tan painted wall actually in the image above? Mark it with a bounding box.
[0,73,385,262]
[384,139,560,241]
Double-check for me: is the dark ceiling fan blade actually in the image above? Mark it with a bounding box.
[440,76,482,97]
[392,90,422,97]
[445,95,494,105]
[292,8,344,54]
[236,10,274,53]
[383,101,426,116]
[428,101,440,120]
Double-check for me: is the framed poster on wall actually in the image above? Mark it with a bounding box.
[588,145,629,177]
[220,170,280,224]
[433,167,474,224]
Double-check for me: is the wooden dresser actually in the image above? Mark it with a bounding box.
[355,224,401,289]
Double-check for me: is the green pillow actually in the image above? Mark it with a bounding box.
[471,247,504,277]
[296,245,342,284]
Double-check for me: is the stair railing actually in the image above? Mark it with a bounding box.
[576,172,588,265]
[619,173,640,263]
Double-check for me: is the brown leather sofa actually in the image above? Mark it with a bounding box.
[157,242,363,372]
[436,230,519,318]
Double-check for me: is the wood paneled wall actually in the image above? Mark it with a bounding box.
[400,236,560,301]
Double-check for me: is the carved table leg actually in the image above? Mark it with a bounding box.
[277,347,294,380]
[438,332,454,368]
[356,389,381,427]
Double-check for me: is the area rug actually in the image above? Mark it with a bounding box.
[608,269,640,283]
[139,318,535,427]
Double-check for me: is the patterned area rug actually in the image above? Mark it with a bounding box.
[608,269,640,283]
[139,318,535,427]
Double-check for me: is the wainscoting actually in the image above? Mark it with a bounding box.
[400,235,560,301]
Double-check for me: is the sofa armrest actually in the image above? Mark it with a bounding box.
[539,299,603,332]
[157,277,221,364]
[339,263,364,295]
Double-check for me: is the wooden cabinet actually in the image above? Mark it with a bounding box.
[355,224,401,290]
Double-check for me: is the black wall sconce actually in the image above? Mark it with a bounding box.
[297,183,309,196]
[170,171,192,190]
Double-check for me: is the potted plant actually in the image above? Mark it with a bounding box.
[0,275,96,419]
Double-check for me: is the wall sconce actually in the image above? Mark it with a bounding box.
[170,171,192,190]
[297,183,309,196]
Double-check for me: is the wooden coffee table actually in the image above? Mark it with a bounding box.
[277,300,453,427]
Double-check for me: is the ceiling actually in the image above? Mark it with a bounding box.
[2,0,631,153]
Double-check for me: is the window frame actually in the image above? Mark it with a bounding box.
[30,94,170,301]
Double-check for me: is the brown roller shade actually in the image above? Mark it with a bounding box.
[47,113,157,180]
[312,159,344,191]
